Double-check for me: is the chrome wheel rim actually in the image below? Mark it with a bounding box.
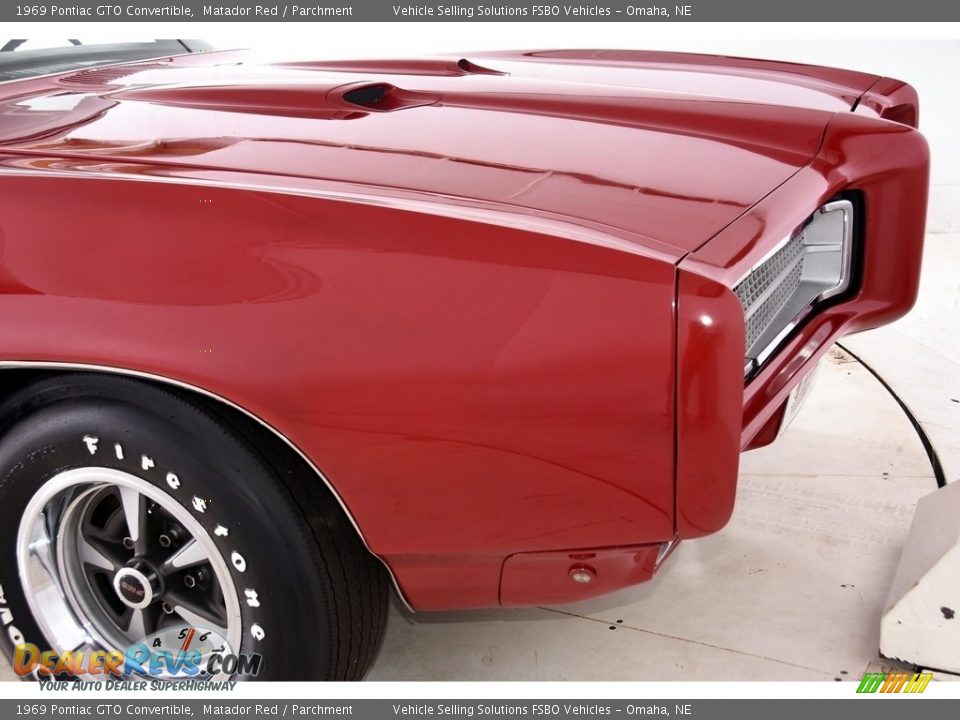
[17,467,241,678]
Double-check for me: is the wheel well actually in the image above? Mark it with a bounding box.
[0,367,393,591]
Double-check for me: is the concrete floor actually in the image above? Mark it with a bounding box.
[0,234,953,682]
[842,234,960,486]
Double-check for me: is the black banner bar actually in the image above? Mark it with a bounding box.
[4,0,960,22]
[0,700,957,720]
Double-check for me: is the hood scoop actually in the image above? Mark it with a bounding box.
[334,82,438,112]
[111,81,438,120]
[113,84,370,120]
[275,57,504,77]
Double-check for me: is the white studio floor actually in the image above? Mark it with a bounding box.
[0,233,955,683]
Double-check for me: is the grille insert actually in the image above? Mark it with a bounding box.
[735,200,854,376]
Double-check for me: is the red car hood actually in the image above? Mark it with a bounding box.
[0,49,882,260]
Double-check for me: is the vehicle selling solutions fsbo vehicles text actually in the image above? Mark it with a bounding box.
[390,5,602,17]
[390,5,683,17]
[391,705,686,716]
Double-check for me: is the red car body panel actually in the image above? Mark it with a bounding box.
[677,113,929,539]
[0,49,928,609]
[0,49,842,260]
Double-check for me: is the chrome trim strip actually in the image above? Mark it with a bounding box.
[0,360,413,612]
[754,320,800,368]
[0,167,658,260]
[812,200,855,303]
[655,539,676,566]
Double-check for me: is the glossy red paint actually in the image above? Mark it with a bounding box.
[0,50,928,609]
[674,271,745,538]
[675,111,928,536]
[0,49,843,260]
[683,112,929,448]
[473,49,881,111]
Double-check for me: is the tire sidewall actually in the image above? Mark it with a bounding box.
[0,388,335,680]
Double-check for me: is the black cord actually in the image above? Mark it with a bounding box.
[837,341,947,488]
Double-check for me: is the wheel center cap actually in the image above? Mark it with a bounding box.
[113,565,156,610]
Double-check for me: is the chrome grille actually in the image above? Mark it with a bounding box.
[736,234,805,352]
[735,200,854,376]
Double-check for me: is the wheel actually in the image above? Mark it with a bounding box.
[0,374,388,680]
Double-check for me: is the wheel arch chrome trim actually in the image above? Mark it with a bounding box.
[0,360,413,611]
